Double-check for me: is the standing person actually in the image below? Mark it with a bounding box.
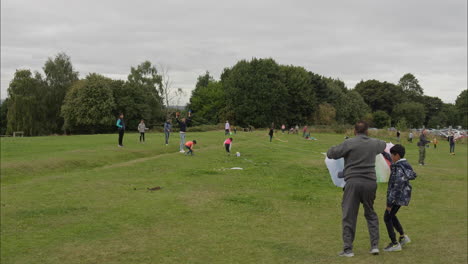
[448,131,456,155]
[281,124,286,134]
[224,137,233,154]
[408,132,413,143]
[384,144,416,252]
[116,113,125,147]
[295,124,299,134]
[432,137,438,149]
[417,130,430,165]
[302,126,308,137]
[233,127,237,134]
[225,121,231,135]
[396,130,401,142]
[176,112,191,153]
[327,121,386,257]
[164,120,172,146]
[268,127,274,142]
[184,140,197,156]
[138,119,147,143]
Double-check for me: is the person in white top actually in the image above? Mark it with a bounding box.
[225,121,231,135]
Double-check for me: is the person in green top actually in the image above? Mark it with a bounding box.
[116,113,125,147]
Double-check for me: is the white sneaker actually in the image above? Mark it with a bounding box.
[399,235,411,246]
[179,150,185,153]
[338,251,354,257]
[384,242,402,252]
[370,248,379,255]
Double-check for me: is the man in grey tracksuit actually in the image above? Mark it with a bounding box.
[327,121,386,257]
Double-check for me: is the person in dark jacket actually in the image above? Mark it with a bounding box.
[417,130,430,165]
[327,121,386,257]
[116,113,125,147]
[164,120,172,146]
[448,131,456,155]
[384,144,416,252]
[176,112,191,152]
[268,127,274,142]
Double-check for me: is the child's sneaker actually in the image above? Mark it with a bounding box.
[369,248,380,255]
[337,251,354,257]
[399,235,411,246]
[384,242,402,252]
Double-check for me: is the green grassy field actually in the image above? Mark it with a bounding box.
[1,131,466,264]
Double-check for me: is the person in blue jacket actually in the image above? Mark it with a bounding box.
[116,113,125,147]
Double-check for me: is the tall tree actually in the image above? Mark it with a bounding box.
[61,74,116,133]
[455,90,467,128]
[188,80,225,124]
[355,80,404,115]
[43,53,79,133]
[392,102,426,128]
[158,64,185,119]
[398,73,424,98]
[6,70,47,136]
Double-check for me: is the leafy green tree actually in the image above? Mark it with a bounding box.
[455,90,467,128]
[6,70,47,136]
[126,61,164,126]
[440,103,461,128]
[392,102,425,128]
[222,58,288,127]
[373,110,391,128]
[188,80,225,124]
[43,53,79,133]
[354,80,404,115]
[280,65,316,126]
[314,103,336,125]
[421,95,443,126]
[61,74,116,133]
[396,117,408,131]
[329,84,370,125]
[309,72,328,104]
[0,98,8,135]
[398,73,424,99]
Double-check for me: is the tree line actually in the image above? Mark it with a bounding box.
[1,55,466,136]
[188,58,467,130]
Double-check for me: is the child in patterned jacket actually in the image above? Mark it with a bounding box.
[384,144,417,252]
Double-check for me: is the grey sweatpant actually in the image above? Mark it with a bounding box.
[342,180,379,252]
[179,132,186,151]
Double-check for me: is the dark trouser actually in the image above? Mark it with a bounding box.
[225,143,231,153]
[450,143,455,153]
[418,146,426,164]
[185,145,193,155]
[269,135,273,142]
[165,131,170,144]
[409,138,412,143]
[384,205,404,244]
[225,129,229,135]
[342,180,379,252]
[140,132,145,142]
[118,130,124,146]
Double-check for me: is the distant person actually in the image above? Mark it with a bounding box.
[233,127,237,134]
[281,124,286,134]
[225,121,231,135]
[432,137,438,149]
[116,113,125,147]
[417,130,430,165]
[184,140,197,156]
[448,131,456,155]
[408,132,413,143]
[268,127,274,142]
[288,127,294,134]
[302,126,308,137]
[138,119,147,143]
[224,137,233,154]
[295,125,299,134]
[176,112,191,153]
[164,120,172,146]
[327,121,386,257]
[396,130,401,142]
[384,144,416,252]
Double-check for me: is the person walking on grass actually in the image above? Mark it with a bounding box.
[327,121,386,257]
[448,131,456,155]
[302,125,308,137]
[138,119,147,143]
[417,129,430,165]
[176,112,191,153]
[408,132,413,143]
[281,124,286,134]
[224,137,233,154]
[116,113,125,147]
[164,120,172,146]
[396,130,401,142]
[184,140,197,156]
[384,144,416,252]
[225,121,231,135]
[432,137,438,149]
[268,127,274,142]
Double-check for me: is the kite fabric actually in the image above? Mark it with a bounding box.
[325,153,391,187]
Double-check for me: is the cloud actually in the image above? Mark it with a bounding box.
[1,0,466,103]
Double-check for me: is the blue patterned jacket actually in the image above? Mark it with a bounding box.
[386,159,417,207]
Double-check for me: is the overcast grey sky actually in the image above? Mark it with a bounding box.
[1,0,466,104]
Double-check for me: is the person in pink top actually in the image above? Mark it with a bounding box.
[224,137,233,153]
